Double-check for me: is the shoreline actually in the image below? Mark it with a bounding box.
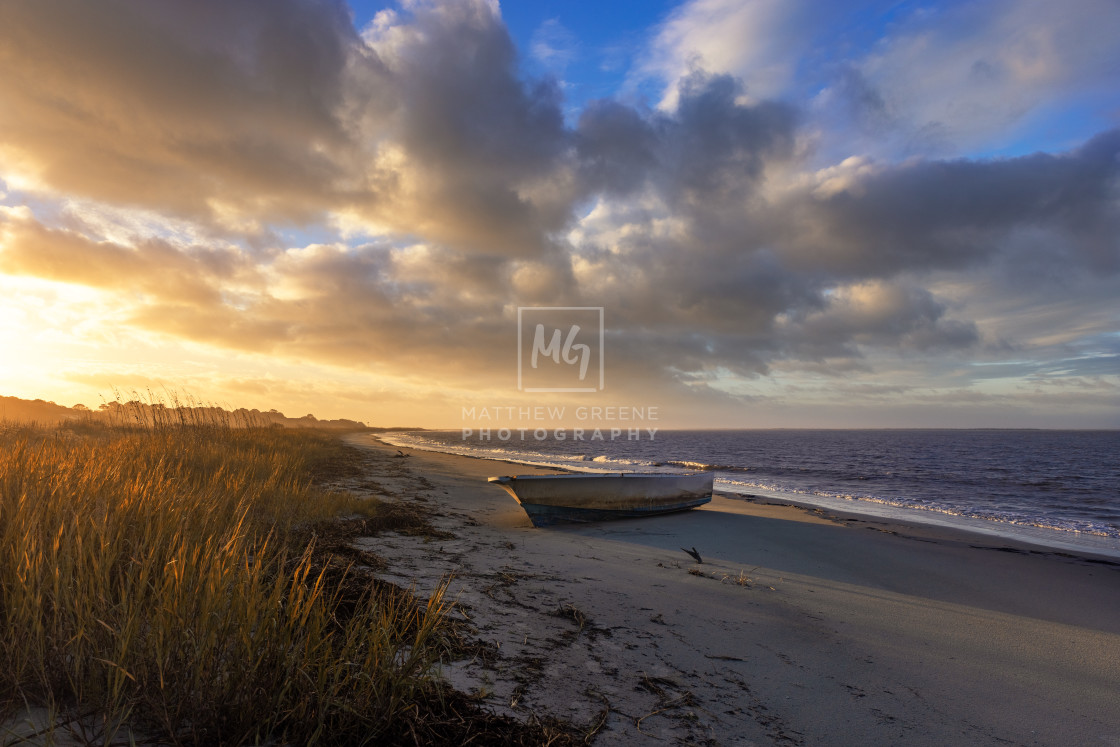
[350,433,1120,745]
[376,431,1120,561]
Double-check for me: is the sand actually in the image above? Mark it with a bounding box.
[344,434,1120,746]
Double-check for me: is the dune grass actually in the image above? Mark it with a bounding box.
[0,421,455,745]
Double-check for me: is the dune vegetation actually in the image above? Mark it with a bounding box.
[0,416,462,745]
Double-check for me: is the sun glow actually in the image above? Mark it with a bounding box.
[0,274,119,402]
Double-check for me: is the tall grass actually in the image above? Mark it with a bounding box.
[0,421,451,745]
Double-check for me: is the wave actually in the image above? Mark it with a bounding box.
[666,460,746,472]
[377,430,1120,543]
[589,455,661,468]
[715,478,1120,539]
[378,433,653,475]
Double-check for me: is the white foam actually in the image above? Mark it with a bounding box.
[376,432,1120,560]
[718,482,1120,560]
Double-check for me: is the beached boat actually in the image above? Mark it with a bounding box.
[487,472,713,527]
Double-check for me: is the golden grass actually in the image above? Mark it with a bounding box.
[0,422,451,745]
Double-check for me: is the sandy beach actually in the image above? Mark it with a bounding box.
[344,434,1120,745]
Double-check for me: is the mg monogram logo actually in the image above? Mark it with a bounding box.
[517,307,604,392]
[531,324,590,381]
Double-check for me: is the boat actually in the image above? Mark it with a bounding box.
[487,472,713,527]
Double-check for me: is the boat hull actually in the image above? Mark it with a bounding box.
[487,473,713,527]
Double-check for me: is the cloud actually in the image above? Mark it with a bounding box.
[835,0,1120,157]
[641,0,1120,159]
[0,207,508,384]
[771,129,1120,278]
[640,0,816,108]
[0,207,255,304]
[530,18,579,74]
[359,0,574,255]
[0,0,1117,425]
[0,0,371,228]
[0,0,576,255]
[775,281,979,359]
[577,71,798,211]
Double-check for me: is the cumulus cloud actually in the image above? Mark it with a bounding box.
[0,0,370,228]
[577,72,798,210]
[834,0,1120,157]
[0,206,516,384]
[359,0,574,255]
[775,281,979,358]
[773,129,1120,277]
[0,0,576,254]
[640,0,818,108]
[640,0,1120,160]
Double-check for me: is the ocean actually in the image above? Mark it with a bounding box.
[379,429,1120,557]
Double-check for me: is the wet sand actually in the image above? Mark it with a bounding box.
[345,434,1120,745]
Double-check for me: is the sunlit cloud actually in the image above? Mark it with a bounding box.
[639,0,814,109]
[0,0,1116,427]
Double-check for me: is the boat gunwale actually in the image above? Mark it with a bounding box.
[488,472,708,482]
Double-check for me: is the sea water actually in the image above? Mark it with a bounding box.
[379,429,1120,557]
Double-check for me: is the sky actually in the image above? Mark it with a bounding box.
[0,0,1118,429]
